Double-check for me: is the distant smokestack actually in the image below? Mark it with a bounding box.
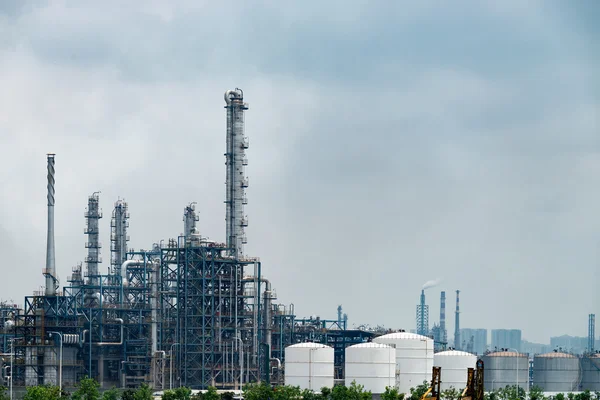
[589,314,596,353]
[45,154,57,296]
[440,291,446,345]
[454,290,460,350]
[416,289,429,336]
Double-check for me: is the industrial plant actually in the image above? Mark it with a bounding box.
[0,89,598,397]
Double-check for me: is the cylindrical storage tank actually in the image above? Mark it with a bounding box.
[373,332,434,395]
[345,343,396,394]
[285,343,334,391]
[433,350,477,391]
[481,351,529,391]
[533,352,580,392]
[581,354,600,391]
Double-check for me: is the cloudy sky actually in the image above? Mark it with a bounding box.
[0,1,598,345]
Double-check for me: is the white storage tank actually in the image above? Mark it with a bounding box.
[434,350,477,391]
[345,342,396,394]
[481,351,529,391]
[533,352,580,392]
[285,342,334,391]
[581,353,600,391]
[373,332,434,394]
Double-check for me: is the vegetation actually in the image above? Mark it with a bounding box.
[14,379,600,400]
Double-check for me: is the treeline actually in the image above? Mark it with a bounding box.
[2,379,600,400]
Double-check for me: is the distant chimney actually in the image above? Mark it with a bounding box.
[44,154,57,296]
[454,290,461,350]
[440,291,447,345]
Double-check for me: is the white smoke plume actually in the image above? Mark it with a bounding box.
[422,278,442,290]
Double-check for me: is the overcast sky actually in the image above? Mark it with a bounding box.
[0,1,598,345]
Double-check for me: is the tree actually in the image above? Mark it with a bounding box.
[23,385,62,400]
[71,377,100,400]
[381,386,404,400]
[347,381,372,400]
[409,381,430,400]
[243,382,273,400]
[0,385,10,400]
[441,387,460,400]
[102,388,120,400]
[121,390,135,400]
[529,386,546,400]
[200,387,219,400]
[133,384,153,400]
[555,394,565,400]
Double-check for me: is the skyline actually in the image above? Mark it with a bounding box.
[0,1,598,344]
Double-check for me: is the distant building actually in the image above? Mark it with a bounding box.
[491,329,522,352]
[460,328,487,355]
[521,340,552,355]
[550,335,588,354]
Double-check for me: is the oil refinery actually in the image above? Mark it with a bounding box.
[0,89,598,397]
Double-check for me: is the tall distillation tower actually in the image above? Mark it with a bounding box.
[224,88,249,258]
[110,199,129,277]
[84,192,102,306]
[440,291,447,345]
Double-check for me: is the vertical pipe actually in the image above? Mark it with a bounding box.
[45,154,57,296]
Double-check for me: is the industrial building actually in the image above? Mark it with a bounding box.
[460,329,488,356]
[0,88,599,395]
[0,89,372,391]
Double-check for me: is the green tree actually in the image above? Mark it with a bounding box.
[218,391,234,400]
[23,385,62,400]
[441,387,460,400]
[382,386,404,400]
[133,384,153,400]
[0,385,10,400]
[555,394,565,400]
[272,385,302,400]
[199,387,219,400]
[301,388,325,400]
[409,381,430,400]
[243,382,273,400]
[529,386,546,400]
[330,385,350,400]
[347,381,372,400]
[71,377,100,400]
[121,390,135,400]
[102,388,120,400]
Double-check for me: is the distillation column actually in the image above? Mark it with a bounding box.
[111,199,129,277]
[44,153,58,296]
[224,88,249,258]
[183,202,199,240]
[84,192,102,306]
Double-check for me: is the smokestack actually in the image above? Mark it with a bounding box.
[416,289,429,336]
[454,290,460,350]
[589,314,596,353]
[45,153,57,296]
[440,291,446,344]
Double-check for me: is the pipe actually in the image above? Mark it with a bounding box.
[45,153,57,296]
[96,318,124,346]
[120,260,146,287]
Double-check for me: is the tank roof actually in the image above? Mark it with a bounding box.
[536,352,576,358]
[435,350,476,357]
[287,342,332,349]
[375,332,432,341]
[485,351,526,357]
[348,342,393,349]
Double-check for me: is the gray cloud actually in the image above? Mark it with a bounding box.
[0,1,597,344]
